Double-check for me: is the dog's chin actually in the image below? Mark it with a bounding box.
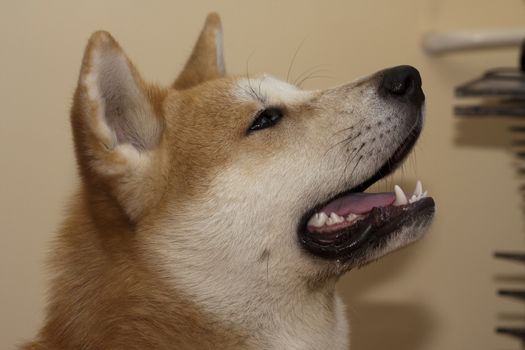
[351,208,434,268]
[297,112,435,269]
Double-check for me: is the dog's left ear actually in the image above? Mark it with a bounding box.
[173,13,226,89]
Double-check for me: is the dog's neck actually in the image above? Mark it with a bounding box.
[149,245,349,350]
[38,190,348,350]
[144,208,349,349]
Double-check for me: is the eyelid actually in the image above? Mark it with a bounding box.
[247,107,284,133]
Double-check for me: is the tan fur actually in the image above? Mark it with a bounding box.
[23,193,250,350]
[173,13,225,89]
[23,15,252,350]
[22,13,430,350]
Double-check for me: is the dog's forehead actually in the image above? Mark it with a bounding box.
[233,75,314,105]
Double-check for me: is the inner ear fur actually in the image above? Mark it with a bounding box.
[72,31,167,221]
[173,13,226,89]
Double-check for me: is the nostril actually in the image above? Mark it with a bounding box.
[379,65,424,105]
[388,74,413,96]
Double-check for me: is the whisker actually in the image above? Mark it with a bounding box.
[323,137,351,158]
[297,74,335,88]
[245,50,261,102]
[286,37,308,83]
[321,120,369,179]
[258,75,268,103]
[412,149,418,176]
[337,142,365,187]
[293,64,329,84]
[293,65,331,86]
[349,155,364,179]
[331,119,367,136]
[348,142,365,164]
[322,131,361,160]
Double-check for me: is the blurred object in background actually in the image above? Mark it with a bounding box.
[446,31,525,348]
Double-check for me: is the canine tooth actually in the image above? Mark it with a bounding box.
[393,185,408,206]
[318,212,329,226]
[307,215,318,227]
[308,212,328,227]
[414,180,423,197]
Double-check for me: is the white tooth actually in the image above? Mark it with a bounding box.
[346,213,358,221]
[328,212,344,225]
[318,212,328,226]
[421,190,428,198]
[308,212,327,227]
[346,213,364,222]
[326,214,334,225]
[409,195,418,204]
[307,214,318,227]
[414,180,423,197]
[394,185,408,206]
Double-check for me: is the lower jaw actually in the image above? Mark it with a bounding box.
[298,197,435,262]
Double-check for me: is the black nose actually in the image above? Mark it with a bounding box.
[379,65,424,106]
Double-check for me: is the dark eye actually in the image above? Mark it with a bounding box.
[248,107,284,132]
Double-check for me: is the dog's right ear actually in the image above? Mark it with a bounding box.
[72,31,167,220]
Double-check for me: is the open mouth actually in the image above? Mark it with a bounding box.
[298,118,435,262]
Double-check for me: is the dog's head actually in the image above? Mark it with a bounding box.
[72,14,434,290]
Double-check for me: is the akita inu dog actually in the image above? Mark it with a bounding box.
[23,12,434,350]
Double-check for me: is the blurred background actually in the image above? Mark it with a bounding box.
[2,0,525,349]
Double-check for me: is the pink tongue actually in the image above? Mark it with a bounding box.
[321,192,395,216]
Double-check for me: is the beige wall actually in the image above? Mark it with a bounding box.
[2,1,525,349]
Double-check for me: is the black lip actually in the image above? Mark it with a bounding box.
[297,113,430,261]
[299,197,435,261]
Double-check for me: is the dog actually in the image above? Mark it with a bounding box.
[22,12,434,350]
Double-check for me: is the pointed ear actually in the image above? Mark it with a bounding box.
[72,31,167,220]
[173,13,226,89]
